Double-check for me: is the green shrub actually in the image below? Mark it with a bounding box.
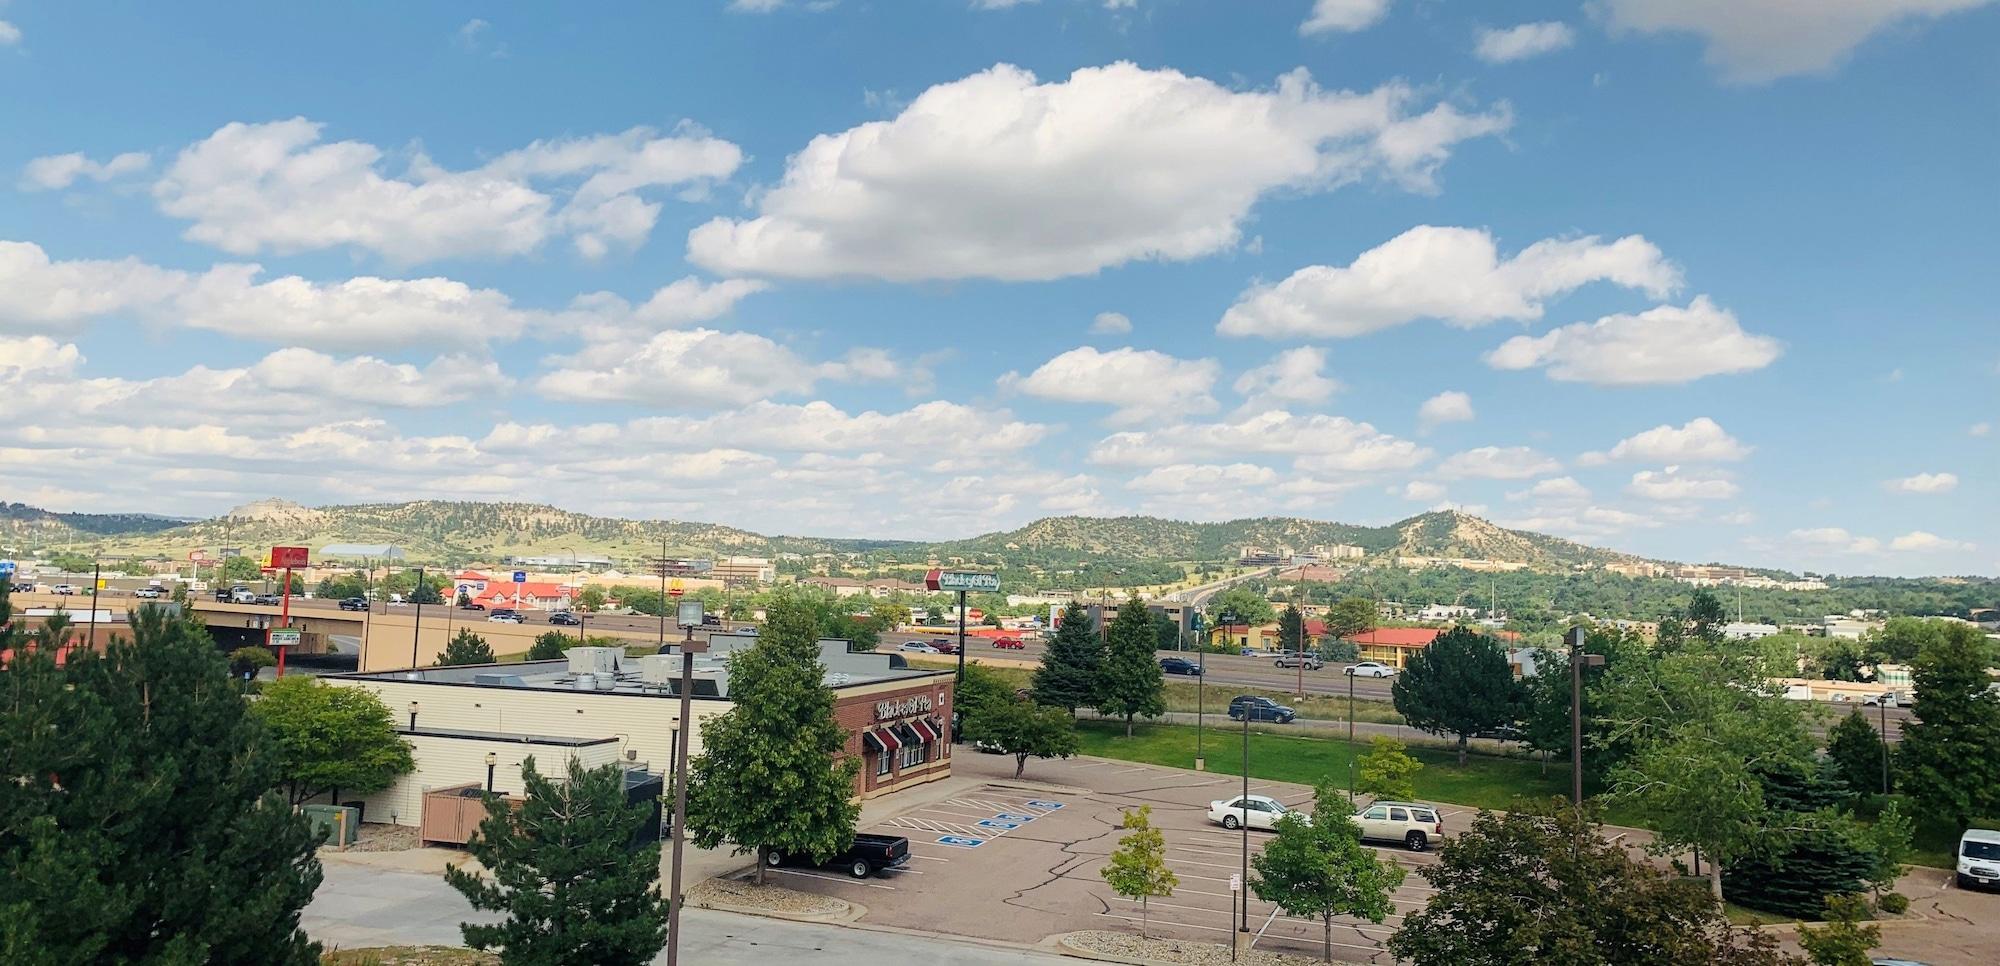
[1877,891,1909,914]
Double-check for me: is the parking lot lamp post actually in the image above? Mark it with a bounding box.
[1878,696,1891,795]
[484,752,496,795]
[1566,625,1604,807]
[665,605,708,966]
[1347,668,1355,744]
[410,566,425,669]
[1194,612,1210,771]
[1239,708,1251,950]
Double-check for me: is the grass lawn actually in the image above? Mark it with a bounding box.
[1075,719,1580,816]
[1723,903,1794,926]
[910,656,1406,723]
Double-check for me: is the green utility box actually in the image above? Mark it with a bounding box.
[301,804,360,847]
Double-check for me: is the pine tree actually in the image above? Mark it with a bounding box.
[445,756,669,966]
[0,598,323,965]
[1031,601,1104,714]
[527,631,572,661]
[1097,594,1166,737]
[1277,603,1307,656]
[1100,805,1177,939]
[1254,779,1406,961]
[1391,626,1520,764]
[436,628,496,666]
[1825,709,1887,798]
[685,591,861,885]
[1896,621,2000,828]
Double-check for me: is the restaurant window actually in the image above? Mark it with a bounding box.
[902,740,926,769]
[876,750,892,777]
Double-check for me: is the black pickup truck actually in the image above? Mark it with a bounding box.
[764,833,910,879]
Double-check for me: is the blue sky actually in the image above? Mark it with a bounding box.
[0,0,1993,577]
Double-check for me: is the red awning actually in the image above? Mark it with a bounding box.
[862,729,887,754]
[874,726,902,753]
[907,717,938,743]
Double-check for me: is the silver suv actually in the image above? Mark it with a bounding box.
[1274,652,1323,670]
[1355,800,1443,851]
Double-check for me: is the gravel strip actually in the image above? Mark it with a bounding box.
[688,876,849,917]
[1062,930,1328,966]
[344,823,422,852]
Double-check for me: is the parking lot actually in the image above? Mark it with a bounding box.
[763,751,1456,962]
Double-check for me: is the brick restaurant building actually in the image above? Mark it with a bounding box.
[326,635,954,826]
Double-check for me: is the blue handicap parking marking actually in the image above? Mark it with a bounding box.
[937,835,985,848]
[994,812,1036,823]
[976,819,1021,830]
[1025,799,1065,810]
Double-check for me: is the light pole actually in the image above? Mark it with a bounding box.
[664,601,709,966]
[408,701,418,731]
[1194,612,1209,771]
[1878,696,1891,795]
[1566,625,1605,807]
[484,751,497,795]
[410,566,425,669]
[1237,707,1251,956]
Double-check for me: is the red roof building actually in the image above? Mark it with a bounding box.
[473,582,574,611]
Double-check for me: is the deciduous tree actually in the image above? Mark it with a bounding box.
[1208,586,1275,627]
[1796,894,1879,966]
[1253,778,1406,961]
[1032,601,1104,714]
[1098,594,1166,736]
[1100,805,1177,939]
[576,585,607,612]
[252,675,414,806]
[1391,627,1519,764]
[962,696,1080,778]
[1357,736,1422,802]
[1325,595,1376,642]
[445,756,669,966]
[685,592,861,885]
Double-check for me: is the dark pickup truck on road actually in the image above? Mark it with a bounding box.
[764,833,911,879]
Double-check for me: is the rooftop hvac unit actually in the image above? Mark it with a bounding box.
[574,672,600,691]
[567,646,619,676]
[637,654,678,685]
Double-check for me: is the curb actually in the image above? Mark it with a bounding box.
[689,892,868,925]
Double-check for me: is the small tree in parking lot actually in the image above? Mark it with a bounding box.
[962,696,1080,778]
[1100,805,1177,939]
[436,628,496,666]
[1254,778,1406,961]
[1357,737,1423,802]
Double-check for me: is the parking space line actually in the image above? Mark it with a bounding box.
[765,868,896,891]
[1095,912,1232,935]
[914,807,1001,822]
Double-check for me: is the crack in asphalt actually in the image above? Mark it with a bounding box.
[1001,794,1123,917]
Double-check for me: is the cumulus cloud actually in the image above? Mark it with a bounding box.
[1500,505,1662,540]
[1401,480,1448,502]
[1580,417,1752,465]
[687,63,1508,281]
[20,151,152,191]
[535,329,899,409]
[0,241,191,332]
[1301,0,1390,35]
[1886,472,1958,494]
[1233,347,1340,411]
[1889,530,1973,552]
[1627,465,1739,501]
[1091,410,1429,473]
[1417,390,1474,430]
[1507,476,1590,502]
[1218,226,1677,339]
[0,21,19,46]
[551,277,768,339]
[0,335,84,377]
[1596,0,1997,83]
[1090,311,1134,335]
[1438,446,1561,479]
[1003,346,1219,424]
[149,118,741,262]
[1475,22,1576,63]
[1127,463,1278,494]
[1486,296,1781,385]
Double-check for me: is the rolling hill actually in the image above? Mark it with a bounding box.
[1,498,1670,575]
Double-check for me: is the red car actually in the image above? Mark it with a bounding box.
[931,640,958,655]
[992,637,1025,649]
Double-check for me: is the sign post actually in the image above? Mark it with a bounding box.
[925,570,997,701]
[513,570,527,610]
[269,547,308,677]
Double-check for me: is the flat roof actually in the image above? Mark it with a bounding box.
[399,726,618,747]
[337,639,947,700]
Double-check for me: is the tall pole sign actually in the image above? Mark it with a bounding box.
[926,570,997,695]
[269,546,308,677]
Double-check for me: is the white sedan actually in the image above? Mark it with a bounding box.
[1344,661,1396,678]
[896,641,934,653]
[487,612,525,624]
[1207,794,1301,831]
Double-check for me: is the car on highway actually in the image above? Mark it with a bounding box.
[52,583,79,595]
[230,588,258,604]
[1344,661,1396,678]
[459,598,485,610]
[1355,800,1443,851]
[254,593,283,606]
[1957,828,2000,890]
[548,611,582,626]
[1274,652,1324,670]
[765,833,911,879]
[991,637,1025,649]
[133,586,163,599]
[896,641,934,653]
[1228,695,1296,723]
[10,582,35,593]
[1159,657,1202,676]
[930,640,959,655]
[487,610,525,624]
[1863,691,1901,708]
[1207,794,1298,831]
[338,596,370,611]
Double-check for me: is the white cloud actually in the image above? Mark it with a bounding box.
[1790,527,1882,554]
[1971,422,1991,437]
[1417,390,1474,430]
[1217,226,1677,339]
[535,328,896,409]
[1090,311,1134,335]
[20,151,152,191]
[150,118,741,262]
[1301,0,1390,35]
[1595,0,1997,83]
[1501,504,1663,540]
[1475,22,1576,63]
[1438,446,1561,479]
[246,349,510,408]
[1507,476,1590,502]
[0,21,19,46]
[552,277,768,339]
[1233,347,1340,411]
[687,63,1508,281]
[1127,463,1278,494]
[0,241,191,332]
[1627,466,1739,501]
[0,335,84,377]
[1889,530,1974,552]
[1004,346,1219,424]
[1401,480,1448,502]
[491,401,1048,459]
[1886,472,1959,494]
[1092,410,1429,473]
[1582,417,1753,464]
[1486,296,1781,385]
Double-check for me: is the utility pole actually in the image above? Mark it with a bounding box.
[1194,612,1209,771]
[1567,625,1604,807]
[1237,708,1251,955]
[1878,697,1891,795]
[663,597,706,966]
[955,588,967,687]
[410,566,425,669]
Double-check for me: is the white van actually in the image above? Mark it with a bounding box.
[1958,829,2000,890]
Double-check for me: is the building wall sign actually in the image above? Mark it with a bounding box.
[875,694,933,720]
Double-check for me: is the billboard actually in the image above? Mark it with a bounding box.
[269,546,310,569]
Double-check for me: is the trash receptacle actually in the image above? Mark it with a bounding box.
[301,804,360,846]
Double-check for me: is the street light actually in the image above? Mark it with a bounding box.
[1194,611,1210,772]
[1236,704,1251,959]
[1566,625,1606,807]
[664,603,709,966]
[484,751,497,795]
[408,701,419,731]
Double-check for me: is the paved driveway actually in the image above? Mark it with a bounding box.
[304,857,1064,965]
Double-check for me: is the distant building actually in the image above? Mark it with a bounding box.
[1417,603,1479,622]
[1238,546,1288,566]
[802,576,929,599]
[1722,621,1780,640]
[1348,628,1443,669]
[710,556,775,585]
[504,554,614,569]
[1320,544,1366,560]
[475,581,575,611]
